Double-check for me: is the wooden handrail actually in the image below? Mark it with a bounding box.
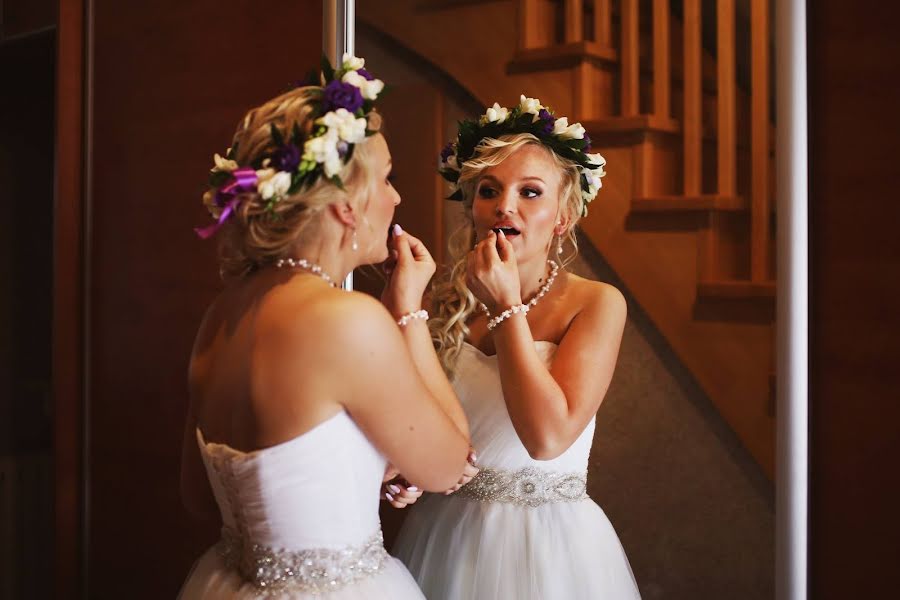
[653,0,671,118]
[717,0,737,196]
[621,0,640,116]
[683,0,702,195]
[751,0,770,280]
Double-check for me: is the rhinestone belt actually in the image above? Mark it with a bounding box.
[455,466,589,507]
[217,527,388,594]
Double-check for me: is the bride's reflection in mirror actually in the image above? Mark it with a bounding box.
[358,2,776,598]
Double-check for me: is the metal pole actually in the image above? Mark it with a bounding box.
[775,1,808,598]
[323,0,355,290]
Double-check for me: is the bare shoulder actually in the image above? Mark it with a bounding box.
[259,283,396,345]
[564,273,627,318]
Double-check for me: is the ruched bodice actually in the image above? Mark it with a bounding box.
[182,411,425,598]
[197,411,384,550]
[393,341,640,600]
[456,341,595,472]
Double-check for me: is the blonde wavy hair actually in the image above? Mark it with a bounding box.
[212,86,383,281]
[429,133,585,376]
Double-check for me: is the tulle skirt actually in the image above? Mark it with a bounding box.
[393,493,641,600]
[178,546,425,600]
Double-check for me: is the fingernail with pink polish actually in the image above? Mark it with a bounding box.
[407,486,418,492]
[385,492,394,501]
[388,484,401,494]
[393,223,403,236]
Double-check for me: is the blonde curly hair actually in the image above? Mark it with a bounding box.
[209,86,383,281]
[429,133,585,376]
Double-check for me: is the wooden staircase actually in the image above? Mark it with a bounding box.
[358,0,776,476]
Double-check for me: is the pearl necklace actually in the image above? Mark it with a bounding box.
[274,258,337,288]
[479,259,559,328]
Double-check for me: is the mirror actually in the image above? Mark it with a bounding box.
[352,1,806,598]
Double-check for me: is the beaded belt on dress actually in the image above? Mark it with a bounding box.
[217,527,388,595]
[455,466,589,507]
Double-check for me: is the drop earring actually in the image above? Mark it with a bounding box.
[557,234,564,255]
[351,229,359,252]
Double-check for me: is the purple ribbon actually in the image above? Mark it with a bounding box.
[194,167,258,239]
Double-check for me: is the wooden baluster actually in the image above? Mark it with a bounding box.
[683,0,702,195]
[653,0,671,119]
[751,0,770,281]
[594,0,611,46]
[717,0,736,196]
[621,0,640,116]
[564,0,584,43]
[519,0,539,51]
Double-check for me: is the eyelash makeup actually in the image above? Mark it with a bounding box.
[477,186,542,199]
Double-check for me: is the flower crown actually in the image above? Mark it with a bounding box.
[195,54,386,239]
[438,95,606,216]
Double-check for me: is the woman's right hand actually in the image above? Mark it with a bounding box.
[466,230,522,314]
[381,223,436,318]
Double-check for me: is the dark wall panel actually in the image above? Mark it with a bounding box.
[87,2,321,596]
[809,3,900,598]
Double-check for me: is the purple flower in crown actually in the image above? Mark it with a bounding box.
[440,142,455,163]
[322,80,364,113]
[337,141,350,158]
[356,68,375,81]
[271,143,301,172]
[583,133,592,152]
[537,108,556,135]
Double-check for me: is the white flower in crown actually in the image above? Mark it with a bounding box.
[258,170,292,200]
[519,95,543,122]
[480,102,510,125]
[211,153,238,173]
[323,153,344,178]
[586,152,607,178]
[341,70,384,101]
[584,172,603,196]
[552,117,586,140]
[319,108,367,144]
[303,130,342,177]
[342,53,365,71]
[362,77,384,100]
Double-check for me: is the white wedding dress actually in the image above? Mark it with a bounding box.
[393,341,641,599]
[179,411,425,599]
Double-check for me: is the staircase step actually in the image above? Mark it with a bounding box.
[583,114,680,135]
[632,195,748,213]
[698,280,775,300]
[507,41,617,74]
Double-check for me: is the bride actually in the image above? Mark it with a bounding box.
[178,55,471,599]
[390,97,642,599]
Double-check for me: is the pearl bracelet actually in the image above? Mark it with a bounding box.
[397,309,429,327]
[486,303,530,331]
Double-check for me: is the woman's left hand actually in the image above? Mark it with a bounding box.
[466,230,522,313]
[443,449,480,495]
[382,478,424,508]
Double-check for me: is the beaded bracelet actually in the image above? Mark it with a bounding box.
[397,309,429,327]
[486,304,530,331]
